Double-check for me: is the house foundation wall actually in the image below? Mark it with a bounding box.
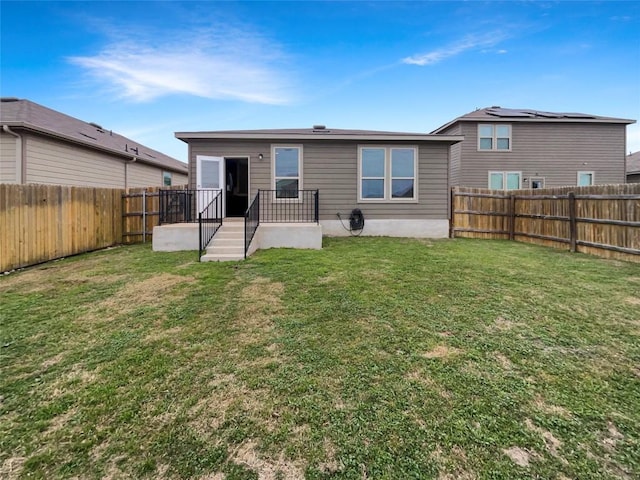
[252,223,322,252]
[152,223,199,251]
[320,219,449,238]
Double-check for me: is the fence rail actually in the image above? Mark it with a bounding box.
[451,184,640,262]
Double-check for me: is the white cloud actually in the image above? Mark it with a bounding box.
[69,29,294,105]
[402,32,509,66]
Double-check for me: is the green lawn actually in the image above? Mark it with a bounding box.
[1,238,639,479]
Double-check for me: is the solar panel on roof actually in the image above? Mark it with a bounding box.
[561,113,596,119]
[487,108,534,117]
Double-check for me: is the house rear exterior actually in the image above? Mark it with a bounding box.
[175,127,462,238]
[0,98,188,188]
[432,107,635,190]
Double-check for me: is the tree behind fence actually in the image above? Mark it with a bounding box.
[451,184,640,263]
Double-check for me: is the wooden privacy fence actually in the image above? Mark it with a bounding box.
[451,184,640,262]
[1,183,123,272]
[1,184,187,272]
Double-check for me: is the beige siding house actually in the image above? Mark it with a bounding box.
[627,151,640,183]
[0,98,187,187]
[432,107,635,190]
[175,127,462,238]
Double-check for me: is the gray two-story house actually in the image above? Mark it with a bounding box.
[432,106,635,189]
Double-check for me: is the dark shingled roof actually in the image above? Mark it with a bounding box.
[0,98,187,173]
[627,151,640,175]
[431,106,636,133]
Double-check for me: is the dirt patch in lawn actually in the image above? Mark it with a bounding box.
[95,273,194,316]
[189,373,272,435]
[231,440,305,480]
[0,456,26,480]
[525,418,566,462]
[234,277,284,345]
[531,395,572,418]
[494,352,514,370]
[601,421,625,452]
[488,316,520,332]
[503,446,537,467]
[423,345,462,359]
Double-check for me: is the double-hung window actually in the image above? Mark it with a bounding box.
[478,124,511,151]
[162,171,172,186]
[489,171,521,190]
[272,145,302,199]
[359,146,417,202]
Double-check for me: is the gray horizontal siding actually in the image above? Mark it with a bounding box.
[0,132,17,183]
[455,122,627,188]
[127,162,162,187]
[25,134,125,187]
[188,139,450,220]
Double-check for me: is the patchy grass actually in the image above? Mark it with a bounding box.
[1,238,639,479]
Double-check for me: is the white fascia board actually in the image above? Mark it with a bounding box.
[175,132,464,143]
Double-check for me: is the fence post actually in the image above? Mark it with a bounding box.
[508,193,516,241]
[568,191,577,252]
[315,190,319,224]
[142,189,146,243]
[449,187,455,238]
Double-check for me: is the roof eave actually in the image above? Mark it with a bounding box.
[4,121,187,174]
[175,131,464,143]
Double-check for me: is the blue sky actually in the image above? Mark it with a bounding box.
[2,1,639,162]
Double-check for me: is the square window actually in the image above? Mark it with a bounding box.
[578,172,594,186]
[359,146,416,202]
[479,124,511,151]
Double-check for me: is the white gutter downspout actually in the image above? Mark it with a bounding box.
[2,125,23,184]
[124,156,136,189]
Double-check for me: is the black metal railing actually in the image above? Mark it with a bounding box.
[244,191,260,258]
[199,190,223,259]
[160,189,222,225]
[243,189,319,258]
[258,189,319,224]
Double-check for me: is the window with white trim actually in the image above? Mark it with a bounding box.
[489,171,521,190]
[577,171,594,186]
[163,171,172,186]
[478,124,511,151]
[359,146,417,202]
[272,145,302,199]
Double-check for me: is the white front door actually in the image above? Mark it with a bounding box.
[196,155,225,214]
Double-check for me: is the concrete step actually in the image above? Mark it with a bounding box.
[210,237,244,246]
[206,245,244,255]
[200,253,244,262]
[215,230,243,239]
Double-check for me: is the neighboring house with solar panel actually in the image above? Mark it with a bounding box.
[0,98,188,188]
[627,151,640,183]
[431,106,635,190]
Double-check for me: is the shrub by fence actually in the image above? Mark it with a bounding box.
[451,184,640,262]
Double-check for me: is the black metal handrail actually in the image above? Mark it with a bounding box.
[258,189,320,224]
[160,189,223,225]
[199,190,223,259]
[244,191,260,258]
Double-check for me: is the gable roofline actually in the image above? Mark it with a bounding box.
[431,106,636,134]
[0,98,187,174]
[175,127,463,144]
